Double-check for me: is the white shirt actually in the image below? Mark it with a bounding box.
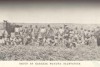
[40,28,46,33]
[0,30,4,36]
[15,27,19,32]
[59,28,64,34]
[0,38,5,43]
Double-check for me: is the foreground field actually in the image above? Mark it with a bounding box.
[0,44,100,61]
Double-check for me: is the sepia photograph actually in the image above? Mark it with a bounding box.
[0,1,100,62]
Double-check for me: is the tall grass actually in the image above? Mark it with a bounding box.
[0,43,100,61]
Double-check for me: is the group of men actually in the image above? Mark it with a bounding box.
[0,24,98,48]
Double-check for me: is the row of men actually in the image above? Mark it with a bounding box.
[0,24,97,48]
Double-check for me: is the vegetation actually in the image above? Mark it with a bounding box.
[0,43,100,61]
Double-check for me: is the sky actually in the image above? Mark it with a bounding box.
[0,2,100,24]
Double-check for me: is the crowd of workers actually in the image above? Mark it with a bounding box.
[0,24,99,48]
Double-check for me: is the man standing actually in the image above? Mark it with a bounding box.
[95,28,100,46]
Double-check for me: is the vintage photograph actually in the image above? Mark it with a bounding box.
[0,1,100,61]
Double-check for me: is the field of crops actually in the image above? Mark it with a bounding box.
[0,22,100,61]
[0,42,100,61]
